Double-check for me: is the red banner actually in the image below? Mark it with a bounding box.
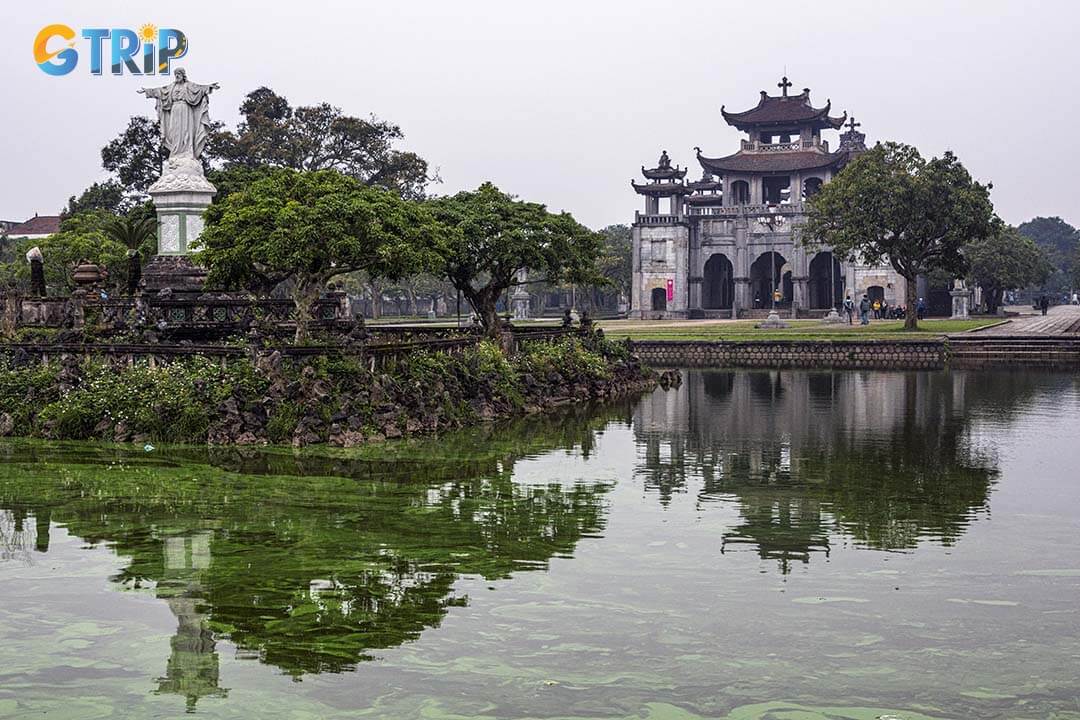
[666,279,674,302]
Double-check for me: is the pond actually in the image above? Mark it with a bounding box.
[1,369,1079,719]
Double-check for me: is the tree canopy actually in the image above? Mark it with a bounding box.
[800,142,996,329]
[214,87,435,199]
[597,224,632,297]
[965,224,1052,314]
[424,183,603,335]
[4,211,130,295]
[91,86,435,210]
[197,169,440,340]
[1017,216,1079,294]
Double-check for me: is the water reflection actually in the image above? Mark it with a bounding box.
[634,369,1025,572]
[0,406,627,707]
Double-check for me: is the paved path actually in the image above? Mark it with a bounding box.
[975,305,1080,335]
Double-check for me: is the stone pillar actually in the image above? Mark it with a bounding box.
[511,269,530,320]
[733,220,750,316]
[792,276,809,317]
[143,167,217,294]
[950,280,970,319]
[687,223,702,317]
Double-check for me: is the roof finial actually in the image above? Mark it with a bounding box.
[778,75,792,97]
[845,116,862,133]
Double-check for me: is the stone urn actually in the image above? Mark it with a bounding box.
[72,260,103,288]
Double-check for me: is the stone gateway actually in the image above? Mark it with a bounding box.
[630,77,907,319]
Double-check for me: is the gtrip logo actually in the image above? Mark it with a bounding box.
[34,24,188,76]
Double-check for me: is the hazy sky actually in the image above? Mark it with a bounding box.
[4,0,1079,230]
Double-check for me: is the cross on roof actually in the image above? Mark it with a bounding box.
[777,76,792,96]
[845,116,861,133]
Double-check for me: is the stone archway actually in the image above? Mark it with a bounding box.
[650,287,667,311]
[750,251,789,308]
[808,252,843,309]
[703,253,734,309]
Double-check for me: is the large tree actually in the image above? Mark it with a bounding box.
[93,87,433,209]
[1017,216,1079,294]
[62,180,128,217]
[100,116,168,198]
[800,142,996,329]
[214,87,435,199]
[425,183,603,336]
[965,224,1052,314]
[197,169,439,341]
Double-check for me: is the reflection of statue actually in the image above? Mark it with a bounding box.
[155,533,227,711]
[138,69,219,163]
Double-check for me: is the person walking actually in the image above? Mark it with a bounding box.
[1039,294,1049,316]
[916,297,926,321]
[859,294,871,325]
[1071,291,1078,306]
[843,294,854,324]
[871,298,881,319]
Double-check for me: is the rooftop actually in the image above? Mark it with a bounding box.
[721,77,846,131]
[697,148,850,174]
[4,214,61,237]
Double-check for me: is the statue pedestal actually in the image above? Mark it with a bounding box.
[143,164,216,295]
[510,287,530,321]
[757,311,789,329]
[950,288,970,319]
[821,308,846,324]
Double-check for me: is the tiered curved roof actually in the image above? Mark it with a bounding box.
[696,147,850,175]
[721,89,846,132]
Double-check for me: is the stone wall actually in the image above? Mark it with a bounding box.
[631,339,945,370]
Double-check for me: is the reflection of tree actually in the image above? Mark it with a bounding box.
[634,369,1018,573]
[0,404,624,688]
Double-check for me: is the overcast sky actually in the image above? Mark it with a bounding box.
[4,0,1078,230]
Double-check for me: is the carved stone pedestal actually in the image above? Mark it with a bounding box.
[821,308,846,324]
[950,288,970,319]
[757,311,789,329]
[143,159,216,295]
[141,255,209,294]
[510,286,530,321]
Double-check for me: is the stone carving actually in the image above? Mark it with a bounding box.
[160,216,181,253]
[186,215,205,250]
[139,69,219,194]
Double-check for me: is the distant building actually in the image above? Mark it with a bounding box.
[631,77,906,319]
[3,214,61,241]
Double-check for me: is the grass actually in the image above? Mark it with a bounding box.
[597,318,999,342]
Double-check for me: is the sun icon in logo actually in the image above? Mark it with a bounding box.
[139,23,157,43]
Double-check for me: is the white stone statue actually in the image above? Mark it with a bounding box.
[139,69,219,193]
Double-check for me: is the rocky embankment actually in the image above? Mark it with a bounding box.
[0,337,678,447]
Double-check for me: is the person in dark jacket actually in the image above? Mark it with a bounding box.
[1039,295,1050,316]
[859,295,871,325]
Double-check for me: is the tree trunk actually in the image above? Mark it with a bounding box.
[126,252,141,295]
[292,277,326,344]
[464,286,502,338]
[369,281,382,319]
[406,287,417,316]
[904,274,919,330]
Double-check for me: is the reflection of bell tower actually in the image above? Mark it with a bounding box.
[155,532,228,712]
[0,507,51,563]
[721,492,831,575]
